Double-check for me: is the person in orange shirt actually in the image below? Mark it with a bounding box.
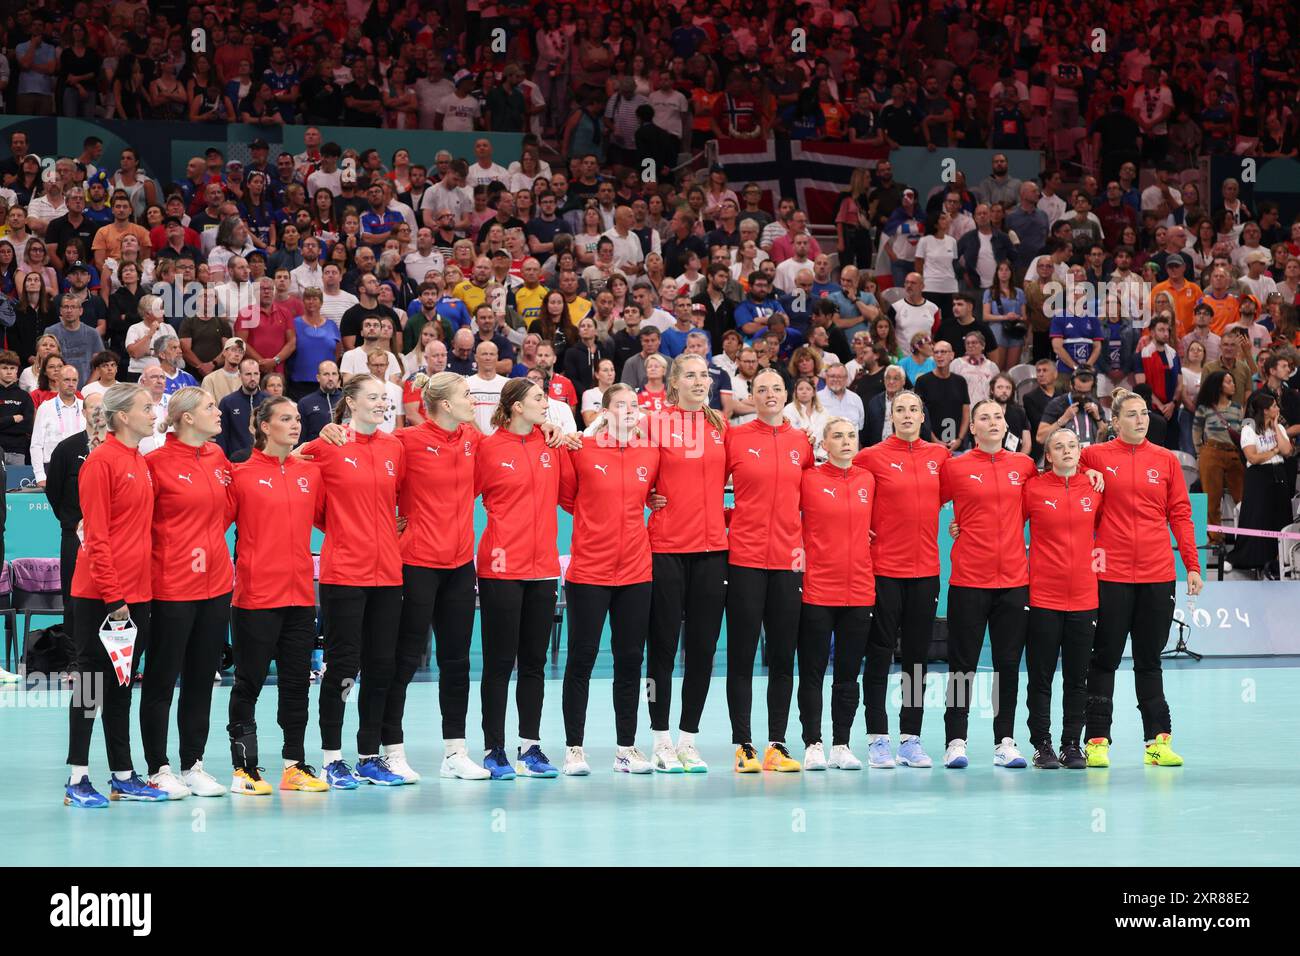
[1197,266,1240,335]
[1148,256,1201,337]
[90,193,152,271]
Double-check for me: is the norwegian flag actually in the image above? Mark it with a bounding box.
[712,139,889,225]
[98,617,138,687]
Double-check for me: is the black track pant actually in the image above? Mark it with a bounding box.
[386,562,477,744]
[60,529,78,645]
[227,606,316,767]
[1086,580,1175,743]
[478,578,557,752]
[317,584,403,755]
[140,593,232,774]
[646,551,727,734]
[944,585,1028,744]
[865,575,940,737]
[797,603,874,746]
[1026,606,1095,748]
[562,581,652,747]
[67,599,152,771]
[725,565,803,745]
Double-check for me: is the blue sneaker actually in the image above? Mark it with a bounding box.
[867,737,896,769]
[107,772,168,801]
[515,745,559,778]
[896,738,933,768]
[322,759,360,790]
[355,756,405,786]
[64,776,108,809]
[483,748,516,780]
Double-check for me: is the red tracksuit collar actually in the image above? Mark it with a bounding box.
[420,419,469,443]
[160,432,220,459]
[248,448,293,467]
[882,434,928,452]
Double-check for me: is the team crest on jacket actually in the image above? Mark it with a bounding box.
[539,452,552,469]
[926,460,938,475]
[1007,470,1022,486]
[297,476,311,493]
[385,459,396,477]
[711,429,722,443]
[857,488,869,504]
[214,468,231,486]
[635,466,648,483]
[1146,468,1160,484]
[463,441,472,456]
[1080,496,1093,512]
[789,450,801,465]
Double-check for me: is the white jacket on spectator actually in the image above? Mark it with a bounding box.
[30,395,84,482]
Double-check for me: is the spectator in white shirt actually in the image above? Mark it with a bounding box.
[289,235,325,294]
[817,362,865,431]
[31,364,84,485]
[318,263,359,325]
[601,205,645,275]
[340,315,402,383]
[465,138,509,188]
[951,330,1001,403]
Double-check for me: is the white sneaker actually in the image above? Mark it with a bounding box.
[562,746,591,776]
[148,765,191,799]
[381,744,421,783]
[181,761,225,797]
[652,742,684,773]
[0,666,21,684]
[213,670,223,683]
[613,746,653,774]
[828,744,862,770]
[803,742,828,770]
[676,742,708,773]
[994,737,1028,768]
[439,749,491,780]
[944,739,969,769]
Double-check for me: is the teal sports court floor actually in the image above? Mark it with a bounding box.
[4,656,1297,867]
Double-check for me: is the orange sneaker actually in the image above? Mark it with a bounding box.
[280,763,329,792]
[762,742,802,772]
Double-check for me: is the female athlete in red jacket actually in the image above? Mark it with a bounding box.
[643,354,729,773]
[1022,427,1102,769]
[558,384,660,775]
[724,368,813,773]
[939,399,1036,770]
[139,388,234,799]
[475,378,575,780]
[301,374,408,789]
[226,396,328,795]
[1079,389,1202,768]
[796,417,876,771]
[65,383,166,808]
[851,390,950,769]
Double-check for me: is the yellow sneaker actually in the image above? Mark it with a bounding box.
[762,742,802,772]
[280,763,329,792]
[734,743,762,773]
[231,767,273,795]
[1084,737,1110,768]
[1144,733,1184,767]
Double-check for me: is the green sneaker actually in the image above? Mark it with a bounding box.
[1144,733,1184,767]
[1085,737,1110,768]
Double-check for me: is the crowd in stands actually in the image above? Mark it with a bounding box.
[0,0,1296,574]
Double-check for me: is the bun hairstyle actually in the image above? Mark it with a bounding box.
[332,373,382,425]
[162,385,208,434]
[254,396,296,450]
[417,370,464,417]
[1110,386,1146,416]
[102,382,147,434]
[491,377,541,430]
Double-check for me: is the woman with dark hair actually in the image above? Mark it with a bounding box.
[10,272,54,368]
[1191,368,1244,546]
[225,396,329,794]
[474,379,574,779]
[529,288,578,358]
[106,263,145,376]
[239,172,277,252]
[1229,391,1294,576]
[59,21,101,118]
[113,55,150,120]
[311,187,341,246]
[780,85,826,140]
[0,239,19,300]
